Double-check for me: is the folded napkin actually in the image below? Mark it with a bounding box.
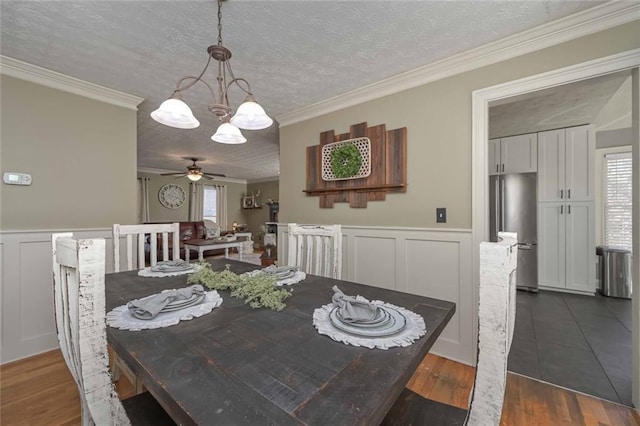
[331,286,379,323]
[127,284,205,320]
[151,259,192,272]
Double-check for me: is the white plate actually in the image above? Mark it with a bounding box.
[329,306,406,337]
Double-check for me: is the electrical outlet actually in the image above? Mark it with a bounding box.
[436,208,446,223]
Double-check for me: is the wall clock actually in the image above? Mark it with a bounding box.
[158,184,186,209]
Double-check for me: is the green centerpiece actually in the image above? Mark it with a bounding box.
[188,263,291,311]
[331,143,362,178]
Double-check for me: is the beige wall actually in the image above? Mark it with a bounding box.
[0,75,137,230]
[246,179,279,241]
[280,22,640,229]
[226,180,248,230]
[137,172,248,229]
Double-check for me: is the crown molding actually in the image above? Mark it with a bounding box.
[277,1,640,127]
[137,167,247,185]
[0,55,144,110]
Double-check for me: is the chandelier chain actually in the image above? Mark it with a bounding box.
[217,0,223,46]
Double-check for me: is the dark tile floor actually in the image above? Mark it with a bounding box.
[508,290,632,406]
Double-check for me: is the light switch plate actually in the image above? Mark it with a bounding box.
[436,208,446,223]
[3,172,32,186]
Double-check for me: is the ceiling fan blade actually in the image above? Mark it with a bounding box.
[203,172,226,178]
[160,172,187,176]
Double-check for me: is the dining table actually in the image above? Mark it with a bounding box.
[106,258,456,425]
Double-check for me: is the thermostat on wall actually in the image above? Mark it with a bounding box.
[3,172,32,186]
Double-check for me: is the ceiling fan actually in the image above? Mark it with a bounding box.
[161,157,226,181]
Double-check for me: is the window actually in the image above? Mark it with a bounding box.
[203,187,217,223]
[603,151,632,251]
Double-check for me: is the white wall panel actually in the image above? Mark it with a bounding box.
[353,236,396,290]
[20,241,54,340]
[1,228,114,363]
[405,239,461,346]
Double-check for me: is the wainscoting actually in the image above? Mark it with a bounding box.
[2,226,474,365]
[0,229,115,363]
[278,225,474,364]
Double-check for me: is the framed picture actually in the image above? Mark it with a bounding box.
[243,196,254,208]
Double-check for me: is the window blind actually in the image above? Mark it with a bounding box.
[603,151,632,251]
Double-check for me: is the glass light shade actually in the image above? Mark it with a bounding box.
[212,122,247,144]
[187,172,203,181]
[151,98,200,129]
[230,100,273,130]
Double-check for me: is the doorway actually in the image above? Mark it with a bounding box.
[472,51,640,407]
[487,71,633,405]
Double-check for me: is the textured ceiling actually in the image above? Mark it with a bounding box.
[0,1,606,181]
[489,71,630,139]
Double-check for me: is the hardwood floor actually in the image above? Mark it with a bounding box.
[407,354,640,426]
[1,350,638,425]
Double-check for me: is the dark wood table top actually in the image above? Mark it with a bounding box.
[106,259,455,426]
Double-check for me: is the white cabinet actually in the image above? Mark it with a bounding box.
[538,201,595,293]
[488,133,537,176]
[538,125,594,202]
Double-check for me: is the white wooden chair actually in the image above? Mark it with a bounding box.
[113,223,180,272]
[52,233,174,425]
[383,232,518,426]
[112,223,180,392]
[287,223,342,279]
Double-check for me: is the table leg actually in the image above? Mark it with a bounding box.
[198,248,204,262]
[239,244,243,261]
[185,247,190,262]
[224,247,229,259]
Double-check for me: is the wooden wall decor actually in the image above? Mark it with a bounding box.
[304,122,407,208]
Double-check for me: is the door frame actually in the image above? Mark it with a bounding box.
[471,49,640,407]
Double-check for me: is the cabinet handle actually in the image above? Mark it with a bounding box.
[560,189,563,199]
[568,189,571,199]
[560,205,563,214]
[501,164,504,173]
[568,205,571,214]
[496,164,499,173]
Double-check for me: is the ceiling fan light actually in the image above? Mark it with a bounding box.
[151,98,200,129]
[187,173,203,181]
[212,122,247,144]
[230,97,273,130]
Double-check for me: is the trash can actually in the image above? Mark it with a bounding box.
[601,247,632,299]
[595,246,604,293]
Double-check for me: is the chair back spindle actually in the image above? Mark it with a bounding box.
[113,223,180,272]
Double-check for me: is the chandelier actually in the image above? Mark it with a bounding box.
[151,0,272,144]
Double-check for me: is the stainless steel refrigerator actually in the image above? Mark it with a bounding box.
[489,172,538,291]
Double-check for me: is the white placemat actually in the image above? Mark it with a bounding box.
[137,263,202,278]
[107,290,222,331]
[312,301,426,350]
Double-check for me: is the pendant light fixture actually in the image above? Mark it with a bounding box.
[151,0,272,144]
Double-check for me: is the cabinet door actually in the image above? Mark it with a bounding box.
[565,201,595,293]
[501,133,537,173]
[488,139,501,175]
[538,129,565,202]
[565,125,594,201]
[537,202,566,289]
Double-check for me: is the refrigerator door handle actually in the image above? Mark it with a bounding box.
[494,177,500,233]
[500,177,505,231]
